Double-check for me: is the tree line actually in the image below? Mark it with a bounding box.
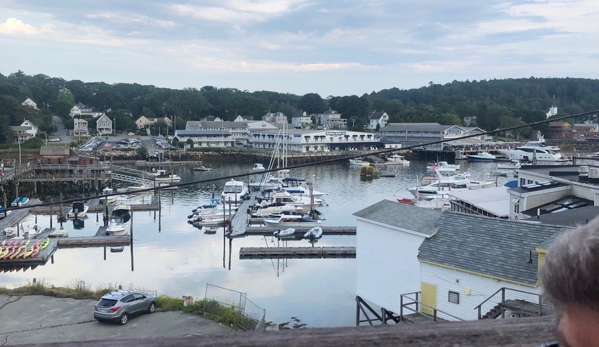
[1,70,599,145]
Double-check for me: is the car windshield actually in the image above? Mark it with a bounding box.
[98,298,117,307]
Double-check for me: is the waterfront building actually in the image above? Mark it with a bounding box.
[70,102,106,118]
[547,122,570,139]
[418,212,565,321]
[233,115,253,122]
[184,121,249,145]
[378,123,484,151]
[174,130,233,147]
[262,111,288,124]
[72,118,89,137]
[21,98,38,109]
[39,146,100,166]
[249,129,379,152]
[96,114,113,135]
[20,119,38,137]
[572,123,597,139]
[247,121,280,134]
[317,108,346,129]
[291,110,312,129]
[368,111,389,130]
[353,201,442,319]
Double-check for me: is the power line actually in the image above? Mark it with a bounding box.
[4,109,598,212]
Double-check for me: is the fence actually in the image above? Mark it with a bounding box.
[204,283,266,331]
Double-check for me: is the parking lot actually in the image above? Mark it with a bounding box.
[0,295,232,344]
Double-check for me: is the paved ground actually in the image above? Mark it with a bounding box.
[0,295,232,345]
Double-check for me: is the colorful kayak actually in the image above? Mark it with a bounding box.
[24,241,41,259]
[39,238,50,250]
[9,240,29,260]
[14,246,28,260]
[2,241,22,260]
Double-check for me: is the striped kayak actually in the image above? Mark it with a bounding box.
[39,238,50,250]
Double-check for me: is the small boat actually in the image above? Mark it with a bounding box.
[150,169,181,182]
[226,228,246,238]
[222,179,248,204]
[252,163,265,171]
[67,201,89,219]
[273,228,296,238]
[2,227,17,238]
[590,152,599,158]
[11,197,29,207]
[49,228,68,238]
[349,159,370,166]
[467,152,497,162]
[23,225,41,239]
[106,205,131,235]
[263,214,321,228]
[497,159,521,170]
[100,188,117,204]
[158,182,178,190]
[193,166,212,172]
[303,226,323,239]
[251,202,301,217]
[0,205,6,219]
[204,226,218,234]
[110,246,124,253]
[39,238,50,250]
[491,171,509,177]
[386,154,410,165]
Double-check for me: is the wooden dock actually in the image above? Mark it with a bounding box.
[0,235,59,269]
[0,199,41,230]
[245,226,356,236]
[229,193,256,232]
[30,195,160,214]
[57,235,130,248]
[239,246,356,259]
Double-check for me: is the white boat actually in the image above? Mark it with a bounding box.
[192,215,231,227]
[281,184,325,199]
[264,214,321,228]
[408,170,494,198]
[497,160,521,170]
[193,166,211,172]
[49,228,68,238]
[158,182,178,190]
[467,152,497,162]
[67,202,89,219]
[252,201,301,217]
[427,161,459,172]
[2,227,17,238]
[106,205,131,236]
[303,226,323,239]
[123,184,152,193]
[386,154,410,165]
[151,170,181,182]
[273,228,295,238]
[23,225,41,239]
[497,136,567,163]
[101,188,117,204]
[252,163,266,171]
[270,191,322,214]
[222,179,248,203]
[349,159,370,166]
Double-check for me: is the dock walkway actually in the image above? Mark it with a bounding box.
[0,199,41,230]
[245,226,356,236]
[229,193,256,232]
[240,246,356,259]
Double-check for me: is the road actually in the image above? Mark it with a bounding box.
[0,294,232,344]
[52,115,72,143]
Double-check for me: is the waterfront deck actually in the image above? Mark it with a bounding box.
[239,246,356,259]
[0,199,41,230]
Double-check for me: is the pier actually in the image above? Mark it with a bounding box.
[239,246,356,259]
[0,231,59,270]
[30,196,160,214]
[0,199,42,230]
[244,226,356,236]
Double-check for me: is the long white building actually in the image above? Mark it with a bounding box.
[250,129,380,152]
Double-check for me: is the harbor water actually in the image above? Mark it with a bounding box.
[0,159,514,327]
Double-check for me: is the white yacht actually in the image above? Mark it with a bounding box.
[497,137,567,163]
[106,205,131,236]
[427,161,459,172]
[386,154,410,165]
[349,158,370,166]
[408,171,494,198]
[251,201,301,217]
[467,152,497,162]
[252,163,266,171]
[270,191,322,214]
[67,201,89,219]
[264,215,321,228]
[151,169,181,182]
[222,179,248,203]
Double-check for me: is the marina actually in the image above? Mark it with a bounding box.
[240,247,356,259]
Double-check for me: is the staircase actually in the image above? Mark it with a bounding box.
[481,304,504,319]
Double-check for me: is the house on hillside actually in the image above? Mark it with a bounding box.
[10,126,30,144]
[22,98,38,110]
[368,111,389,130]
[292,110,312,129]
[70,102,106,118]
[135,116,172,130]
[317,108,346,129]
[262,112,288,124]
[96,114,113,135]
[72,118,89,137]
[20,119,38,137]
[233,115,253,122]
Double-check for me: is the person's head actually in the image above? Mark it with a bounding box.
[539,217,599,346]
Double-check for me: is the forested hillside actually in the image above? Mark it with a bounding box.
[1,70,598,144]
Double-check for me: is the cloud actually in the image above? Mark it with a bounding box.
[168,0,309,23]
[0,18,37,35]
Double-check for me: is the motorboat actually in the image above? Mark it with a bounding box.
[101,188,117,204]
[386,154,410,165]
[270,191,322,214]
[408,170,494,198]
[67,201,89,219]
[263,214,321,228]
[467,152,497,162]
[151,169,181,182]
[427,161,459,172]
[273,228,296,238]
[252,163,266,171]
[2,227,17,238]
[303,226,323,239]
[497,160,522,170]
[222,179,248,203]
[280,178,325,198]
[497,136,567,163]
[192,215,231,227]
[23,225,41,239]
[590,152,599,158]
[120,184,152,193]
[106,205,131,236]
[11,197,29,207]
[192,198,222,213]
[0,205,5,219]
[251,201,301,217]
[349,159,370,166]
[49,228,68,238]
[193,166,211,172]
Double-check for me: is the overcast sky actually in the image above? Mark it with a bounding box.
[1,0,598,96]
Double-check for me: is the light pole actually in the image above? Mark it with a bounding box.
[18,136,22,166]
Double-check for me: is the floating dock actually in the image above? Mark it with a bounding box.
[239,246,356,259]
[0,230,59,270]
[0,199,42,230]
[245,226,356,236]
[30,196,159,214]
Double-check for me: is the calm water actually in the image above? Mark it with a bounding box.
[0,159,512,327]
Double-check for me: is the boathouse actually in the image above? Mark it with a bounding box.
[353,200,442,323]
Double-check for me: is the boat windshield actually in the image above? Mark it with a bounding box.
[224,185,243,193]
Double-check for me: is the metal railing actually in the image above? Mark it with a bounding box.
[474,287,545,319]
[400,291,464,322]
[203,283,265,331]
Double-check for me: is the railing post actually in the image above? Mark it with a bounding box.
[416,292,419,312]
[501,288,506,319]
[539,295,543,317]
[478,306,481,319]
[433,309,437,322]
[399,295,403,322]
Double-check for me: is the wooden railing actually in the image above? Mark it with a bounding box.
[400,291,464,322]
[474,287,544,320]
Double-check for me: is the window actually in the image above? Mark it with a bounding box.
[448,291,460,304]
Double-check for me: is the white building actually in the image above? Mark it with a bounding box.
[73,118,89,137]
[20,119,38,137]
[291,110,312,129]
[70,102,106,118]
[96,114,113,135]
[417,212,565,321]
[250,129,380,152]
[368,111,389,130]
[22,98,38,110]
[247,120,279,134]
[546,105,558,119]
[233,115,253,122]
[174,130,233,148]
[318,108,346,129]
[184,121,249,145]
[353,201,442,318]
[378,123,475,151]
[262,112,288,124]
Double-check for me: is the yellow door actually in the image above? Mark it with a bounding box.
[421,283,437,316]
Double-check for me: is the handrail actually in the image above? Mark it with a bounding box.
[474,287,544,319]
[400,292,464,322]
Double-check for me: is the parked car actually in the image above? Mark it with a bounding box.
[49,137,61,142]
[127,132,135,136]
[94,290,156,325]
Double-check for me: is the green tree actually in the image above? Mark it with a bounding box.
[186,138,194,148]
[298,93,326,114]
[0,115,13,144]
[53,89,75,119]
[136,146,148,156]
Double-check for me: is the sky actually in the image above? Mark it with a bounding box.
[0,0,598,96]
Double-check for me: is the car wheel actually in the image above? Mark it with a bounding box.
[148,302,156,314]
[119,313,128,325]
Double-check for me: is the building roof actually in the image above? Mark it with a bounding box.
[199,121,247,128]
[10,126,28,131]
[40,146,69,156]
[526,205,599,229]
[380,123,454,132]
[320,108,340,115]
[447,186,511,218]
[293,110,306,118]
[353,200,442,236]
[418,212,567,286]
[96,114,112,122]
[369,111,386,120]
[175,130,231,137]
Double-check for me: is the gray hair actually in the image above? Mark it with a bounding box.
[539,217,599,314]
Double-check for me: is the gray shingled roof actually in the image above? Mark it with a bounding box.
[199,121,247,128]
[369,111,385,120]
[353,200,442,236]
[418,212,568,285]
[381,123,453,132]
